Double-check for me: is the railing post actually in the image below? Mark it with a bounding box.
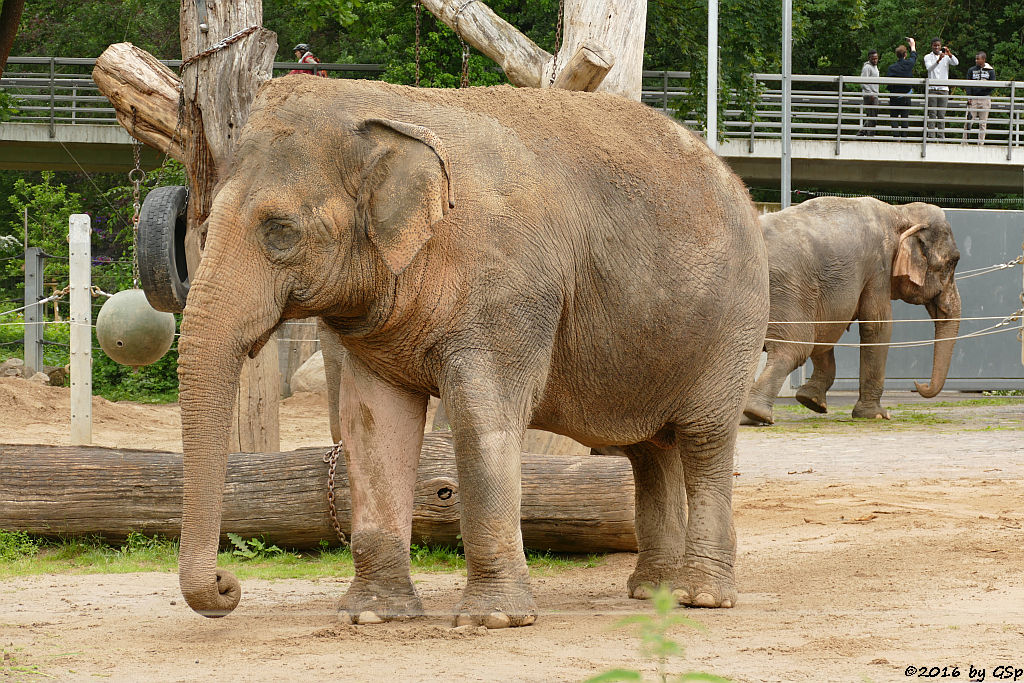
[69,214,92,445]
[23,247,44,377]
[921,78,929,157]
[836,75,843,155]
[662,71,668,113]
[48,57,55,138]
[1008,82,1016,161]
[71,82,77,123]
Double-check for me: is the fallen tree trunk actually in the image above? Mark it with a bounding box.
[0,434,637,553]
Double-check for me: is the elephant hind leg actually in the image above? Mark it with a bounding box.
[795,347,836,414]
[626,427,737,609]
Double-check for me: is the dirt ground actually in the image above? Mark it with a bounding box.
[2,376,1024,682]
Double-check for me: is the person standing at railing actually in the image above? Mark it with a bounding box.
[886,38,917,138]
[289,43,327,77]
[963,52,995,144]
[857,50,880,136]
[923,38,959,140]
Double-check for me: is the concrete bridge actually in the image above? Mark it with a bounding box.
[3,59,1024,193]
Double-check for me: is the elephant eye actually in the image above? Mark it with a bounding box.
[261,221,301,254]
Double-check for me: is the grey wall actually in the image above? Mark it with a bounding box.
[829,209,1023,391]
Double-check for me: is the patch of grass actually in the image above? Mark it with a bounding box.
[984,390,1024,397]
[902,397,1023,408]
[765,409,954,433]
[0,532,606,580]
[1,645,54,680]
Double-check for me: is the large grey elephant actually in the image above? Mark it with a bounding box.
[176,76,768,627]
[743,197,960,425]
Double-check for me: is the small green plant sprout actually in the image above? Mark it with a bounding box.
[227,533,286,560]
[586,585,730,683]
[0,530,41,560]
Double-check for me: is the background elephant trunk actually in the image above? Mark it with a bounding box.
[177,261,281,617]
[915,284,961,398]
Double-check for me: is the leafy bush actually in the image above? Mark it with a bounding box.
[227,533,289,560]
[0,530,41,560]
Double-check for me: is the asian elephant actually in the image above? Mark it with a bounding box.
[176,76,768,627]
[743,197,960,425]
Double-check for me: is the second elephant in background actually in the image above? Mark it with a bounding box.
[743,197,961,425]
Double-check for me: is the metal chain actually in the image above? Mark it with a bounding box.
[452,0,479,88]
[548,0,564,87]
[179,25,261,72]
[128,108,146,289]
[414,0,422,87]
[322,442,349,545]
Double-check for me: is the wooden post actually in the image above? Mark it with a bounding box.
[68,214,92,446]
[178,2,279,453]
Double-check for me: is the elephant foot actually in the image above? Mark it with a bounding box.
[741,401,774,426]
[339,578,423,625]
[629,555,736,608]
[453,584,537,629]
[852,401,891,420]
[795,385,828,413]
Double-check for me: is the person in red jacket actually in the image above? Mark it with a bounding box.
[289,43,327,77]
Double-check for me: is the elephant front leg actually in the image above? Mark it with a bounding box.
[795,347,836,414]
[444,375,537,629]
[336,354,428,624]
[852,318,892,419]
[743,340,810,425]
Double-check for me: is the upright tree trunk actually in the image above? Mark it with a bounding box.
[0,0,26,78]
[177,1,279,452]
[420,0,645,100]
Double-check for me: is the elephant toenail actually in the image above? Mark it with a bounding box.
[356,610,383,625]
[454,613,474,627]
[721,598,734,608]
[671,589,690,604]
[338,612,354,625]
[693,592,718,607]
[632,585,654,600]
[483,612,511,629]
[521,614,537,626]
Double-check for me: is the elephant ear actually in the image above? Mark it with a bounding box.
[355,118,455,275]
[893,223,928,287]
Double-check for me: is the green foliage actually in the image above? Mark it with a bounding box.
[0,530,41,560]
[587,585,729,683]
[227,533,289,560]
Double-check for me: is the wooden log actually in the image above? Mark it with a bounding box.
[551,40,615,93]
[92,43,189,162]
[0,434,637,553]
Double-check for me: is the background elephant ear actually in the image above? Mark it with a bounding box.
[892,223,928,287]
[356,118,455,275]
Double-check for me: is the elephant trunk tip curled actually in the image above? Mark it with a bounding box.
[180,569,242,618]
[914,380,942,398]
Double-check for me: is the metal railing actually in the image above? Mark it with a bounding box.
[4,58,1023,159]
[0,57,385,134]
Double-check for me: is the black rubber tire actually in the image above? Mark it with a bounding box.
[137,185,190,314]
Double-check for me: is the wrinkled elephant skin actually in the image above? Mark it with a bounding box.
[744,197,961,425]
[176,77,769,627]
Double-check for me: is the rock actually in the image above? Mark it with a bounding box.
[45,365,69,387]
[289,350,325,394]
[27,372,50,385]
[0,358,24,377]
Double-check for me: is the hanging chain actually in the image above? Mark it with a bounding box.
[179,25,261,72]
[414,0,422,87]
[128,108,146,289]
[548,0,564,87]
[452,0,478,88]
[323,443,349,545]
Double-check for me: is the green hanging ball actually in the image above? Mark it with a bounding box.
[96,289,176,369]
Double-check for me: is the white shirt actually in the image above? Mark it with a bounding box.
[923,50,959,92]
[860,61,879,94]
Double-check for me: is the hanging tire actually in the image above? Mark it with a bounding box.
[137,185,190,314]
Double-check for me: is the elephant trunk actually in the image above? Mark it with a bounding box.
[915,284,961,398]
[177,250,281,617]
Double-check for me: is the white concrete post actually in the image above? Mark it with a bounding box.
[69,214,92,445]
[706,0,718,151]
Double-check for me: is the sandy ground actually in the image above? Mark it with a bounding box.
[2,377,1024,682]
